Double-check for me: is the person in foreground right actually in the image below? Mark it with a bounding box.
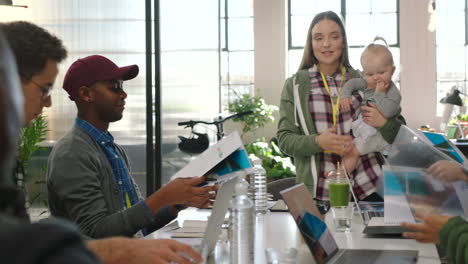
[401,160,468,264]
[426,160,468,182]
[401,213,466,263]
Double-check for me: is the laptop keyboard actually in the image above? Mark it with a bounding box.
[362,211,384,224]
[335,249,418,264]
[335,249,382,264]
[357,202,385,224]
[367,211,384,218]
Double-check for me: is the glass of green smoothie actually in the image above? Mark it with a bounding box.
[327,165,353,232]
[328,179,349,207]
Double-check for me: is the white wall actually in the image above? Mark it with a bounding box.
[235,0,287,143]
[399,0,438,130]
[250,0,439,141]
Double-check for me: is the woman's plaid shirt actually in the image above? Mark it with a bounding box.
[307,66,383,201]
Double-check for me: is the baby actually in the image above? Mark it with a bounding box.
[340,37,401,172]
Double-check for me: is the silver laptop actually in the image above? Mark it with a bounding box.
[280,184,418,264]
[195,175,239,261]
[358,201,384,224]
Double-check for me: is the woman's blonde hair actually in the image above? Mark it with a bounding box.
[298,11,351,71]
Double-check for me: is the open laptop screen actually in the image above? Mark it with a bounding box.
[280,184,339,264]
[199,175,239,259]
[299,212,339,264]
[280,183,322,221]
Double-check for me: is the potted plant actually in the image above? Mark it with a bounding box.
[227,93,295,180]
[19,115,48,167]
[227,92,278,139]
[449,114,468,138]
[245,137,295,181]
[18,115,49,216]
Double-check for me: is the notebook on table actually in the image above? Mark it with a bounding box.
[280,184,418,264]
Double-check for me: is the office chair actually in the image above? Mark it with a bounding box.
[267,177,296,201]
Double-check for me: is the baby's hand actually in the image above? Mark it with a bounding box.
[340,98,352,112]
[375,81,388,92]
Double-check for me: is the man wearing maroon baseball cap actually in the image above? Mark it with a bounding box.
[48,55,217,240]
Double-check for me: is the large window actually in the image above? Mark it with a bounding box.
[436,0,467,116]
[1,1,149,142]
[220,0,254,108]
[4,1,255,190]
[1,1,149,211]
[159,0,254,184]
[288,0,400,87]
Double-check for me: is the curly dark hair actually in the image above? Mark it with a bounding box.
[0,21,67,83]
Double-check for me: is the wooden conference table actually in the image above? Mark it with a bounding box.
[146,208,440,264]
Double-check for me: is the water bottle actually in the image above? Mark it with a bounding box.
[250,159,268,214]
[229,179,254,264]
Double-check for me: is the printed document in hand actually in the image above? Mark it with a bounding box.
[171,131,252,183]
[383,125,468,224]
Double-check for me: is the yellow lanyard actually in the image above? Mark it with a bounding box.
[125,192,132,208]
[318,66,346,125]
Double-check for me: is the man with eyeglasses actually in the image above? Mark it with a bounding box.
[31,80,53,100]
[1,21,64,221]
[1,21,203,264]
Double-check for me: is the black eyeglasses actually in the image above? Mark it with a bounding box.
[31,80,53,100]
[109,80,124,92]
[97,80,124,92]
[90,80,125,94]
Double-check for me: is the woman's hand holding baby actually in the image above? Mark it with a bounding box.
[316,126,354,155]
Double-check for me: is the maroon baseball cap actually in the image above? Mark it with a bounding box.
[63,55,139,101]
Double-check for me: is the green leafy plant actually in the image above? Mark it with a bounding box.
[227,93,294,179]
[18,115,49,212]
[245,138,295,180]
[450,114,468,125]
[227,93,278,138]
[19,115,48,168]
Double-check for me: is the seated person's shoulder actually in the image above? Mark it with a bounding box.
[0,216,98,264]
[50,128,100,161]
